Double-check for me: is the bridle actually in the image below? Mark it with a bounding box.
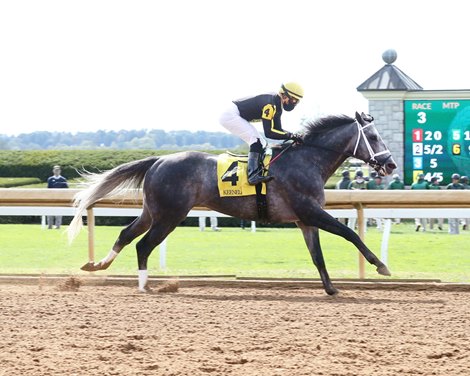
[352,120,392,171]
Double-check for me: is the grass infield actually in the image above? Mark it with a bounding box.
[0,222,469,282]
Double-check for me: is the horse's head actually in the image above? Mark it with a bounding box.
[352,112,397,176]
[301,113,397,176]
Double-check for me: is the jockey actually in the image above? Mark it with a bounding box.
[219,82,304,185]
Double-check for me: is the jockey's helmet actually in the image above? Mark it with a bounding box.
[280,82,304,100]
[280,82,304,111]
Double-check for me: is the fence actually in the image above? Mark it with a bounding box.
[1,188,469,277]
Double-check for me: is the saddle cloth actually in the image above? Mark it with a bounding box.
[217,152,271,197]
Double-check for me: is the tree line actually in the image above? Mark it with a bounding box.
[0,129,243,151]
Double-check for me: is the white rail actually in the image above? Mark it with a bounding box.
[1,189,469,278]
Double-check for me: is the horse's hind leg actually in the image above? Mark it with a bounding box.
[297,223,337,295]
[81,208,152,272]
[135,216,185,292]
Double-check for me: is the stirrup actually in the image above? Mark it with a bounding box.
[248,172,273,185]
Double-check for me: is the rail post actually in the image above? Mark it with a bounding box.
[355,203,366,279]
[86,207,95,263]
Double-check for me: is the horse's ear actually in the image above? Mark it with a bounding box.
[355,111,364,125]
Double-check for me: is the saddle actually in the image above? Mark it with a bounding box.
[217,151,271,221]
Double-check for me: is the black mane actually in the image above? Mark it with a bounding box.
[303,115,355,143]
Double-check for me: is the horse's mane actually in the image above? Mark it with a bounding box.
[302,114,355,143]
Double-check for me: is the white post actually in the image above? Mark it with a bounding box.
[41,215,46,229]
[251,221,256,233]
[159,238,167,270]
[380,219,392,265]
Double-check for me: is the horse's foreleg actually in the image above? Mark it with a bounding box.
[297,206,391,276]
[81,212,151,272]
[297,222,338,295]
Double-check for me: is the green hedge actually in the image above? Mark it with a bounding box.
[0,150,222,181]
[0,177,41,188]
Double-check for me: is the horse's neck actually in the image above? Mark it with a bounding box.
[296,145,348,183]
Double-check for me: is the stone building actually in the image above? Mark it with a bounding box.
[356,49,422,180]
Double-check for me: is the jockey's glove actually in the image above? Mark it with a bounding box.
[289,132,304,144]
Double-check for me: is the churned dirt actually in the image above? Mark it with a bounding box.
[0,279,469,376]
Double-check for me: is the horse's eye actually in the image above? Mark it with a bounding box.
[370,135,378,141]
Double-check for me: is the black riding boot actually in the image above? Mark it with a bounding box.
[247,139,273,185]
[248,151,272,185]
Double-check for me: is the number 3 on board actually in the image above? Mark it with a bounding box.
[417,111,426,124]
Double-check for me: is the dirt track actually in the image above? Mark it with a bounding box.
[1,279,469,376]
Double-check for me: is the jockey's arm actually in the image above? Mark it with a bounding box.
[261,104,291,140]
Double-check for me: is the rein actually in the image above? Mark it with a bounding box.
[266,141,296,167]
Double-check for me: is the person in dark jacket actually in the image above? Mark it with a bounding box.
[219,82,304,185]
[336,170,351,190]
[335,170,351,225]
[446,173,465,234]
[47,165,68,229]
[460,176,469,230]
[411,173,429,231]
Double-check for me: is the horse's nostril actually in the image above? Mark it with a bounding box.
[387,163,397,170]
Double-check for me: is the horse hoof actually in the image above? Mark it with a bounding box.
[80,262,101,272]
[138,286,154,294]
[325,287,339,296]
[377,265,391,276]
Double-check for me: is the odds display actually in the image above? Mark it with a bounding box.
[404,99,470,185]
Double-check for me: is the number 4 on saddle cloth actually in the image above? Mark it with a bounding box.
[217,152,271,197]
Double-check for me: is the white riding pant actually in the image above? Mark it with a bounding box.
[219,103,266,147]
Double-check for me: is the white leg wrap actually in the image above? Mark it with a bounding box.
[138,269,148,291]
[100,250,118,264]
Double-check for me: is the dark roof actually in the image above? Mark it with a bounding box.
[357,64,423,91]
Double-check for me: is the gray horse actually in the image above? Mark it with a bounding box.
[69,112,397,295]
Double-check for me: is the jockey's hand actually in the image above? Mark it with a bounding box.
[289,132,303,144]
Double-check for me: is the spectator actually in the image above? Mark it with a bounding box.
[347,169,367,230]
[335,170,351,189]
[348,169,367,190]
[387,173,405,190]
[387,173,405,224]
[446,173,465,234]
[369,175,385,229]
[199,216,221,232]
[461,175,470,189]
[366,171,378,190]
[460,176,469,230]
[335,170,352,225]
[428,176,443,231]
[411,173,429,232]
[47,165,68,229]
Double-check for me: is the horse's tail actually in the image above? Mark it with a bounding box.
[68,156,159,243]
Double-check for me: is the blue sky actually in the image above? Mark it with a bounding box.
[1,0,470,136]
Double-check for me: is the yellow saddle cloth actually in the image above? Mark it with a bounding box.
[217,153,271,197]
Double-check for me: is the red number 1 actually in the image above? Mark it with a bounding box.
[412,129,423,142]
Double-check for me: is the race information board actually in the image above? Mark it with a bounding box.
[404,99,470,185]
